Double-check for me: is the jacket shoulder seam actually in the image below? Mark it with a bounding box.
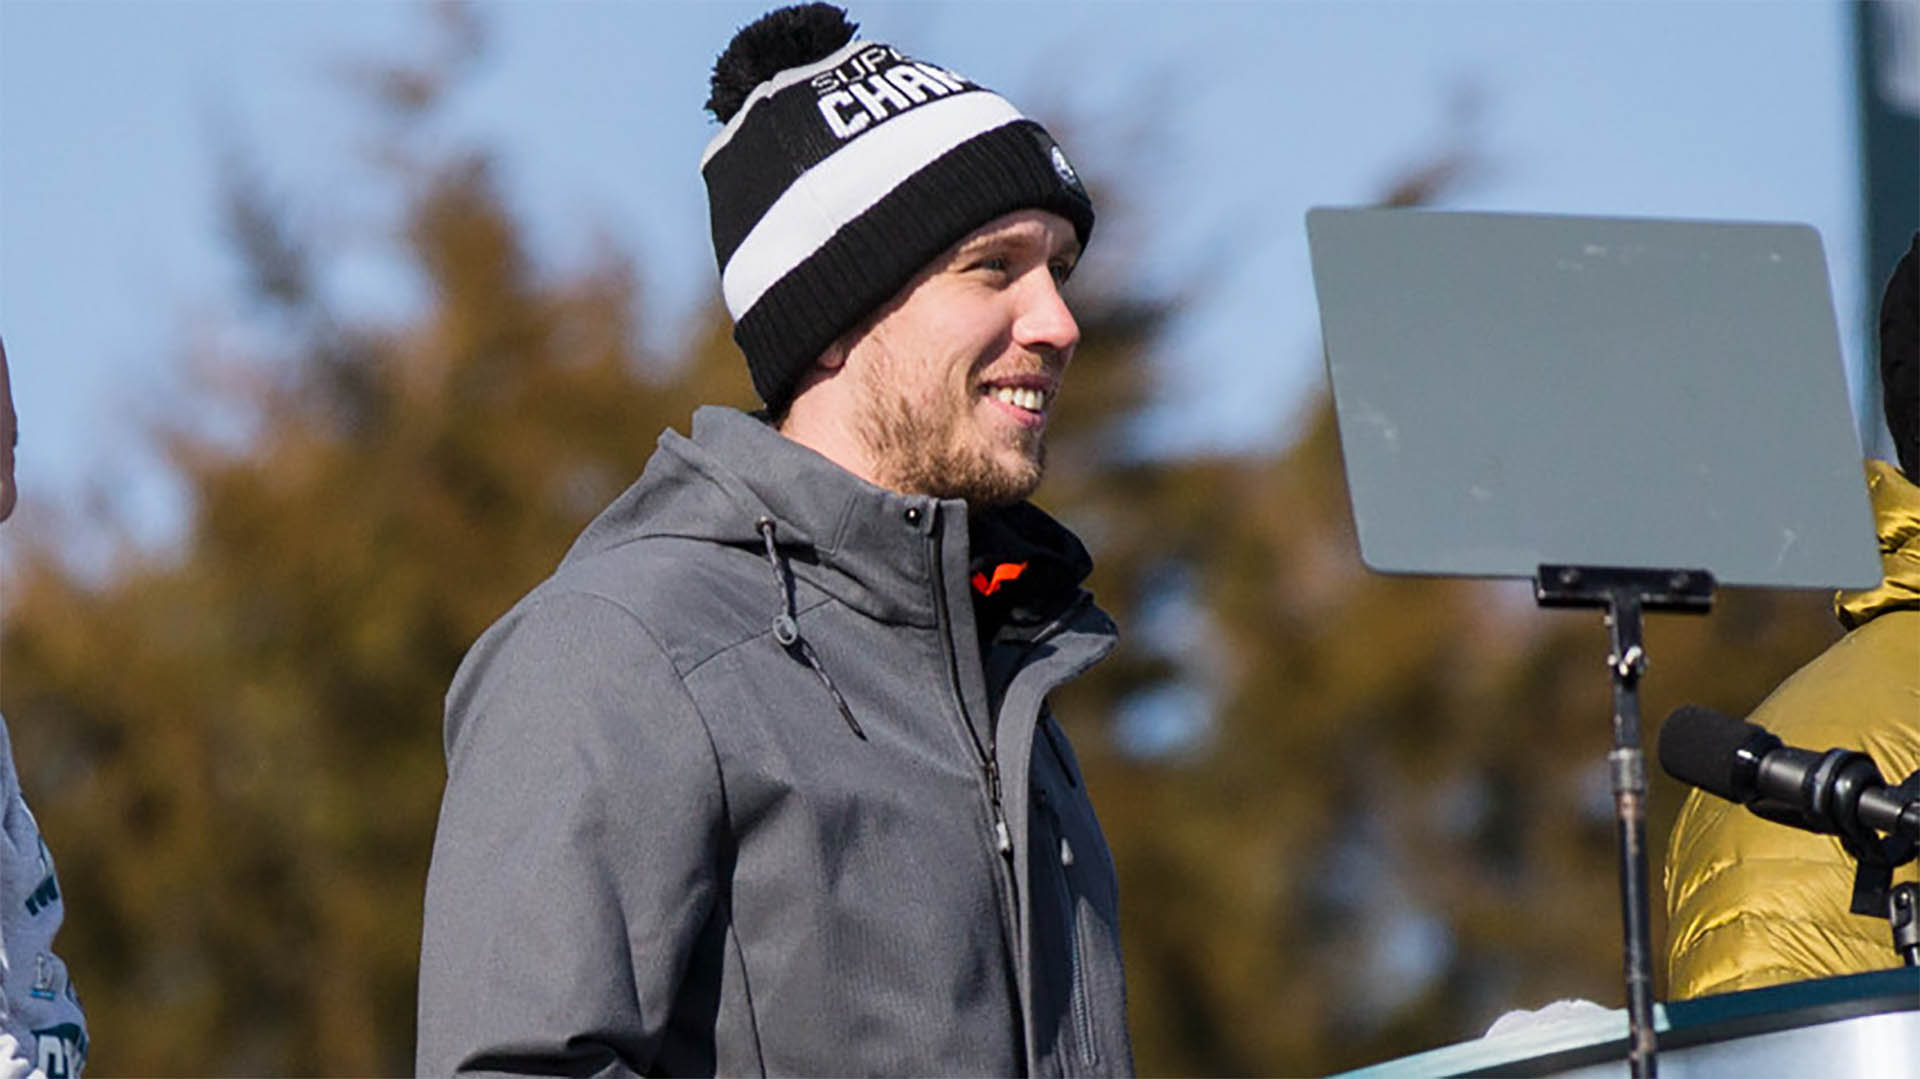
[557,539,852,670]
[680,592,838,680]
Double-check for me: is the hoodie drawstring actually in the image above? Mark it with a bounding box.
[756,517,867,740]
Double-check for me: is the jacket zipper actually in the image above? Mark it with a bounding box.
[930,509,1109,1072]
[926,511,1027,1073]
[927,520,1013,858]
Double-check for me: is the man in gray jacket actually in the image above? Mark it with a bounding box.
[417,6,1131,1075]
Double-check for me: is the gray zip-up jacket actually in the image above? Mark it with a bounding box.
[417,406,1131,1077]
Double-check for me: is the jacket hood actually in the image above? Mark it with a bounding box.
[1836,458,1920,628]
[563,405,1091,624]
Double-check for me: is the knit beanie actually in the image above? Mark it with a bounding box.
[701,4,1095,412]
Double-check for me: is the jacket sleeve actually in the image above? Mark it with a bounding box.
[416,591,727,1076]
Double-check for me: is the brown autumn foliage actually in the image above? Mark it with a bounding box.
[0,11,1847,1075]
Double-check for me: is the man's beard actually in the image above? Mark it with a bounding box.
[854,357,1045,506]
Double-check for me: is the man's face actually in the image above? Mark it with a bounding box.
[0,338,15,524]
[842,209,1081,506]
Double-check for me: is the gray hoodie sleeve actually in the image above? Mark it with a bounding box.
[417,591,725,1077]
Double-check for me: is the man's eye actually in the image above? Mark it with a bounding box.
[969,255,1010,275]
[1049,260,1075,284]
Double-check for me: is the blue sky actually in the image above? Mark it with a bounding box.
[0,1,1869,555]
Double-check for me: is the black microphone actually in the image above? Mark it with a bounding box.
[1658,705,1920,843]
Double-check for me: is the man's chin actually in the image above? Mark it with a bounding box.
[871,427,1046,504]
[952,454,1044,507]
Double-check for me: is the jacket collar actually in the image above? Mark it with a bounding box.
[571,406,1092,627]
[1837,459,1920,628]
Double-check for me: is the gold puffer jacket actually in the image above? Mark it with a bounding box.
[1664,459,1920,999]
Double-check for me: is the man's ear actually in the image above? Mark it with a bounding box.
[817,338,849,371]
[819,320,870,372]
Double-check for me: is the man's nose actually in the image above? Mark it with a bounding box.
[1012,272,1080,361]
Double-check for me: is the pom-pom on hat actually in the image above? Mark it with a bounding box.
[702,4,1094,412]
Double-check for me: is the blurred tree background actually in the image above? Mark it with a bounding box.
[0,7,1847,1075]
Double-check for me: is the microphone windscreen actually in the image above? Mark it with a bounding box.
[1658,705,1763,801]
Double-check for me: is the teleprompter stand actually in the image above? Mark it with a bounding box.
[1535,565,1715,1078]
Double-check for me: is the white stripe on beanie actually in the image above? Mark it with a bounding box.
[720,91,1024,317]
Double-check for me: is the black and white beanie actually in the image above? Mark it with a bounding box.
[702,4,1095,412]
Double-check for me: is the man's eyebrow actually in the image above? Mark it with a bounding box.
[954,226,1076,263]
[953,231,1017,258]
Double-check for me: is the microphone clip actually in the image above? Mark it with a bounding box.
[1844,766,1920,921]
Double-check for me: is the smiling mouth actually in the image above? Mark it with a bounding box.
[988,385,1050,413]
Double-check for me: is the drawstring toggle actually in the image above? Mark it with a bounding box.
[755,516,867,741]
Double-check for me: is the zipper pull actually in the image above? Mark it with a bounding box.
[984,756,1012,857]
